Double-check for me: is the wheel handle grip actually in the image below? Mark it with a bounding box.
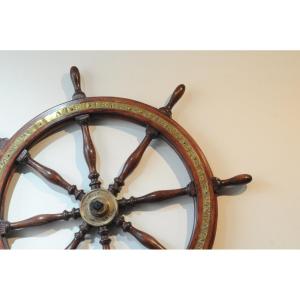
[213,174,252,193]
[70,66,86,100]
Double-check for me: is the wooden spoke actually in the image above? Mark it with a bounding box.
[76,115,101,190]
[108,85,185,197]
[212,174,252,195]
[159,84,185,117]
[17,150,85,200]
[0,208,80,235]
[98,226,111,249]
[65,222,90,250]
[118,182,196,209]
[116,216,165,249]
[109,126,159,196]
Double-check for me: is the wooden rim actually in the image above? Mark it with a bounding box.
[0,97,218,249]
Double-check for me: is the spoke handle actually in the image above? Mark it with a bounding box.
[212,174,252,194]
[70,66,86,100]
[160,84,185,116]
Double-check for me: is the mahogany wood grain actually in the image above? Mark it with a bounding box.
[118,182,196,209]
[65,222,90,250]
[17,150,85,200]
[116,216,165,249]
[109,126,159,196]
[76,115,101,189]
[9,208,80,231]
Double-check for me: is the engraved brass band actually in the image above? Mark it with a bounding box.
[0,100,211,249]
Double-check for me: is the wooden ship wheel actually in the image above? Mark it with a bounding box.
[0,67,252,249]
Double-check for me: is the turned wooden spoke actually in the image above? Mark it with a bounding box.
[109,126,159,196]
[76,115,101,190]
[0,208,80,235]
[98,226,111,249]
[116,216,165,249]
[65,222,90,250]
[17,150,85,200]
[118,182,196,209]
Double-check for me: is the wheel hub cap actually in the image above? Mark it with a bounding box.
[80,189,118,226]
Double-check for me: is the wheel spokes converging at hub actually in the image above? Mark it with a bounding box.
[0,67,189,250]
[1,66,233,250]
[0,66,254,250]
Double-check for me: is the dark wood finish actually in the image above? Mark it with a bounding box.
[109,126,159,196]
[0,97,220,249]
[109,85,185,196]
[160,84,185,117]
[70,66,86,100]
[0,97,221,249]
[116,216,165,249]
[0,67,252,249]
[98,226,111,249]
[212,174,252,195]
[0,220,10,236]
[0,208,80,235]
[76,114,101,189]
[65,222,90,250]
[17,150,85,200]
[118,182,196,209]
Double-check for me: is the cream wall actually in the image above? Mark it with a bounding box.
[0,51,299,249]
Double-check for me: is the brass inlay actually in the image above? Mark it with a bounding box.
[0,100,211,249]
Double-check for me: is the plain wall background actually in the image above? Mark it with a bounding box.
[0,51,300,249]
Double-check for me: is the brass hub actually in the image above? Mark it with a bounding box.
[80,189,118,227]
